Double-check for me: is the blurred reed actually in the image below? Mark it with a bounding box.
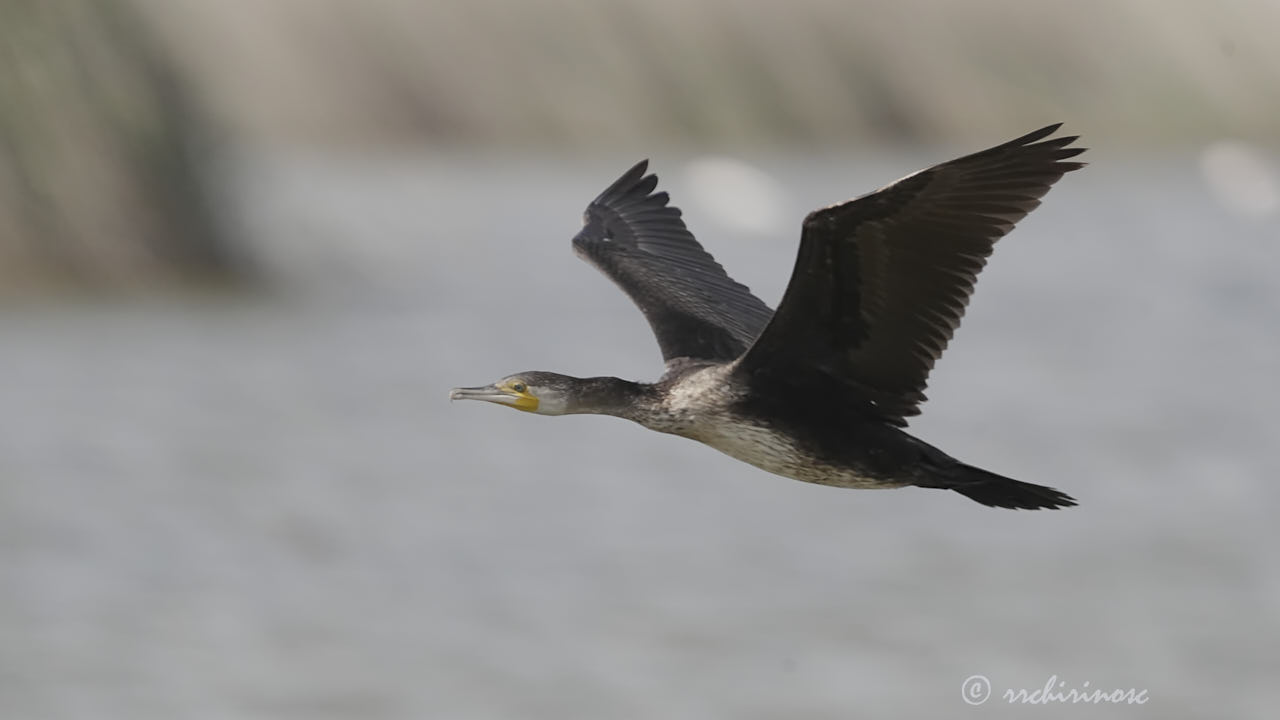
[0,0,247,293]
[3,0,1276,291]
[138,0,1279,147]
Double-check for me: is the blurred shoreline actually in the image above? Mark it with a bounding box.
[2,0,1277,291]
[136,0,1280,148]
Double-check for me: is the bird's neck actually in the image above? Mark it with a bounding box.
[571,376,657,420]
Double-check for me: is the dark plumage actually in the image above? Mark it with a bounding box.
[452,125,1085,509]
[573,160,774,362]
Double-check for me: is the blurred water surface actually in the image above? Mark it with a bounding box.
[2,150,1278,719]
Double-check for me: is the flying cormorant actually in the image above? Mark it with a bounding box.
[451,124,1084,509]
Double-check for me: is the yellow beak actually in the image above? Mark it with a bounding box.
[449,384,539,412]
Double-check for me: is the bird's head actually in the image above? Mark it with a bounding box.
[449,371,578,415]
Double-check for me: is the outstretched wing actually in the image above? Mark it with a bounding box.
[738,124,1086,425]
[573,160,774,365]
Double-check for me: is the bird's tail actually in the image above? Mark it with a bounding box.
[942,463,1077,510]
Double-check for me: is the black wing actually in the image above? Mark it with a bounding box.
[573,160,774,365]
[737,124,1085,425]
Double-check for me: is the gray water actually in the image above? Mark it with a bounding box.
[2,148,1278,719]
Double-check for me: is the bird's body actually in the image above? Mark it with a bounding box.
[608,363,901,490]
[453,125,1085,509]
[615,364,859,487]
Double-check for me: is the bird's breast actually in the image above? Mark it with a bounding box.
[638,365,892,489]
[644,407,890,490]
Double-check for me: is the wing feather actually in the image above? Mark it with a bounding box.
[572,161,774,366]
[738,124,1085,425]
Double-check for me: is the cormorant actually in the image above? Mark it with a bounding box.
[451,124,1084,509]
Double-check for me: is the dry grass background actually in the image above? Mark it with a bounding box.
[2,0,1277,289]
[136,0,1280,147]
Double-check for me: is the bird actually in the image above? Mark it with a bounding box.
[451,124,1084,509]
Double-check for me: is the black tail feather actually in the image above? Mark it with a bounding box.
[943,463,1077,510]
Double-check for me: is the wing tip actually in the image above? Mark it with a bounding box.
[1024,122,1064,142]
[592,158,670,211]
[1010,122,1085,149]
[987,124,1087,176]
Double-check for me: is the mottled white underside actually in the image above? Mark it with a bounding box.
[641,364,901,489]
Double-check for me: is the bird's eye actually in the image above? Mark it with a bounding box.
[511,382,526,393]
